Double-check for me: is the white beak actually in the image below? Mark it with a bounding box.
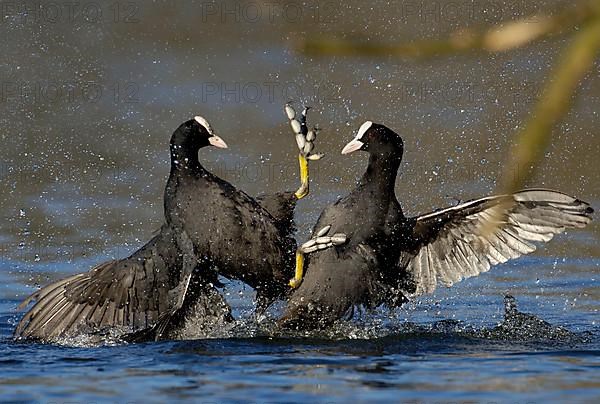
[341,139,364,155]
[208,135,228,149]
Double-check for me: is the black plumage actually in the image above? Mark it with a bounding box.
[15,116,298,341]
[280,122,593,329]
[164,121,297,304]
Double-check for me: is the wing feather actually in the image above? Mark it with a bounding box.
[404,189,592,297]
[14,228,195,340]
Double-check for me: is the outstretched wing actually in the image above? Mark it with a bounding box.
[14,227,196,340]
[402,189,593,296]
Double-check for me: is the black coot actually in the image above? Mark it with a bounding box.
[162,117,298,306]
[15,110,320,341]
[280,121,593,329]
[163,106,321,311]
[15,118,233,341]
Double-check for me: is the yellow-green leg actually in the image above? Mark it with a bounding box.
[288,226,348,289]
[289,250,305,288]
[294,154,309,200]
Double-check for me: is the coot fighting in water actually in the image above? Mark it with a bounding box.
[15,108,323,341]
[280,121,593,329]
[14,117,233,340]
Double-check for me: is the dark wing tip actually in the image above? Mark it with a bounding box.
[573,198,593,220]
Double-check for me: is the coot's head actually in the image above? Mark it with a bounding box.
[341,121,403,158]
[170,116,228,153]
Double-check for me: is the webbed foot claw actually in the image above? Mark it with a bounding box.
[289,225,347,288]
[285,103,323,200]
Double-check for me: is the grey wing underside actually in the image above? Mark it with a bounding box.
[14,227,197,341]
[401,189,593,296]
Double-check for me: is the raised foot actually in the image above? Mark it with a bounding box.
[289,225,347,288]
[284,103,324,200]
